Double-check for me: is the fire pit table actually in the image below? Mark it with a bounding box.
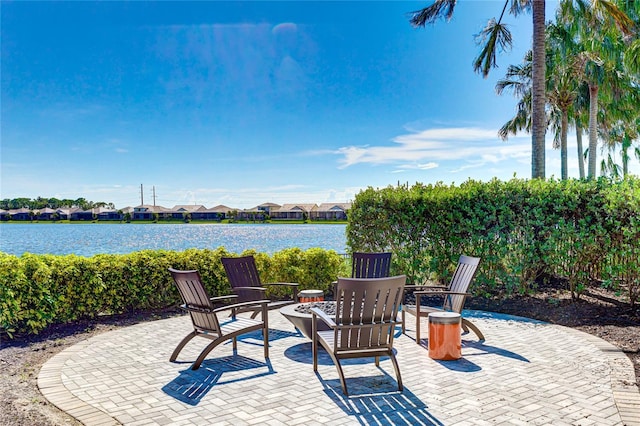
[279,301,335,339]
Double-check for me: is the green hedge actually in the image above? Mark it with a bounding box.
[0,247,348,337]
[347,177,640,305]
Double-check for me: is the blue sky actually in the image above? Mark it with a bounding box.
[4,0,628,210]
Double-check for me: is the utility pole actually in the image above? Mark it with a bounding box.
[152,186,156,207]
[140,184,144,206]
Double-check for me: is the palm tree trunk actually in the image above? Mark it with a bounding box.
[622,136,630,177]
[531,0,546,179]
[561,108,568,180]
[588,84,599,178]
[575,117,585,179]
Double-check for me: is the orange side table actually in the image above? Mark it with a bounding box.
[428,312,462,360]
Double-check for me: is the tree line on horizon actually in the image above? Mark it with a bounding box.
[0,197,114,211]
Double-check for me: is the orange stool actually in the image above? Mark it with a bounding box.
[428,312,461,360]
[298,290,324,303]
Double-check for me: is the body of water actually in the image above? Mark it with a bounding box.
[0,223,347,257]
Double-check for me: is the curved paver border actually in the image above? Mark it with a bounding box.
[38,339,120,425]
[37,311,640,425]
[559,326,640,425]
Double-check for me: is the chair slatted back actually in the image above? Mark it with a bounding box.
[334,275,405,351]
[221,256,263,303]
[351,252,392,279]
[169,268,221,334]
[443,255,481,313]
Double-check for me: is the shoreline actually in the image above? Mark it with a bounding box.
[0,220,348,225]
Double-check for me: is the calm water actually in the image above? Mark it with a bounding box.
[0,223,347,257]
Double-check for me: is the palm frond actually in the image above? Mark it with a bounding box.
[624,39,640,76]
[409,0,458,27]
[496,78,530,98]
[596,0,636,36]
[499,99,531,140]
[509,0,531,17]
[473,19,513,78]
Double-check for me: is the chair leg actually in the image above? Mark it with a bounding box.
[462,318,485,341]
[375,356,380,367]
[312,320,318,372]
[169,331,197,362]
[263,307,269,359]
[191,338,224,370]
[415,311,421,344]
[389,351,403,392]
[328,353,348,396]
[401,310,406,333]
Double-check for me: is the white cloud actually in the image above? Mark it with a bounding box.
[393,162,439,173]
[334,127,530,171]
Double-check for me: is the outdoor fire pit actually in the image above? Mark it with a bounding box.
[279,301,335,339]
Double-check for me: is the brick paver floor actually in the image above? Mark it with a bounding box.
[38,310,640,425]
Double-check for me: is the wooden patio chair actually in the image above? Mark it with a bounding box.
[312,275,406,396]
[401,255,484,342]
[331,252,393,296]
[351,252,392,278]
[168,268,269,370]
[222,255,299,318]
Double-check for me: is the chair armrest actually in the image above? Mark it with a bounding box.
[209,295,238,303]
[405,284,448,291]
[181,304,215,314]
[264,282,300,287]
[232,287,267,294]
[264,282,300,302]
[414,290,472,297]
[311,307,336,328]
[213,299,270,314]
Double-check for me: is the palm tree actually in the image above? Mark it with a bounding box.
[409,0,547,179]
[558,0,636,178]
[546,22,580,180]
[497,37,576,180]
[600,101,640,177]
[495,51,532,141]
[572,83,591,178]
[410,0,635,179]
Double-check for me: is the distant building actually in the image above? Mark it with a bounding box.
[1,201,351,222]
[71,207,121,221]
[8,208,31,221]
[37,208,57,220]
[270,204,318,220]
[132,205,165,220]
[312,203,351,220]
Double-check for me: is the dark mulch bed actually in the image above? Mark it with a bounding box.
[1,285,638,426]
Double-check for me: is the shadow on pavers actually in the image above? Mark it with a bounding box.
[284,341,398,366]
[414,339,529,372]
[462,340,530,363]
[230,327,301,348]
[162,354,275,405]
[321,375,444,426]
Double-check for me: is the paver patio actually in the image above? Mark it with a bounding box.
[38,310,640,425]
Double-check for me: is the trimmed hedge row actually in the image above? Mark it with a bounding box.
[0,247,348,337]
[347,177,640,305]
